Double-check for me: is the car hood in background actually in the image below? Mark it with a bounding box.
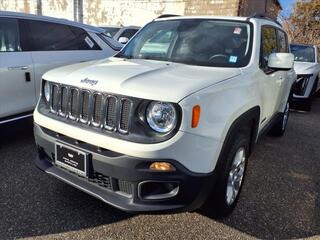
[293,62,320,75]
[43,57,241,102]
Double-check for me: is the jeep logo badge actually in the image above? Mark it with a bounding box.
[80,78,98,86]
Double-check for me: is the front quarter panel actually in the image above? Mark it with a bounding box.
[179,71,260,144]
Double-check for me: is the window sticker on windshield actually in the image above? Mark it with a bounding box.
[85,36,94,48]
[229,56,238,63]
[233,27,242,35]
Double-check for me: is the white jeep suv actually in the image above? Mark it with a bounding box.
[0,11,121,124]
[34,15,296,217]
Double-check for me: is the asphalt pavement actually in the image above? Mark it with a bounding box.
[0,98,319,240]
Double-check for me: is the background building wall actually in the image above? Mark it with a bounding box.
[239,0,281,19]
[41,0,74,21]
[0,0,281,27]
[0,0,37,14]
[83,0,186,27]
[185,0,239,16]
[82,0,241,27]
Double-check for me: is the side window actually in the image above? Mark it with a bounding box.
[27,20,100,51]
[0,18,21,52]
[260,26,277,70]
[118,29,139,40]
[69,26,101,50]
[277,30,288,53]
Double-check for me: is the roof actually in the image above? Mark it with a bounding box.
[0,11,104,33]
[153,15,281,29]
[154,15,249,22]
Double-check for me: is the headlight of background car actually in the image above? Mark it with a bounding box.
[43,81,50,102]
[146,101,177,133]
[293,74,313,96]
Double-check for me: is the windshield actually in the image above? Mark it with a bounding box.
[290,44,315,63]
[102,27,121,37]
[116,19,252,67]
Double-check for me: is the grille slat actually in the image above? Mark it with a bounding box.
[92,94,103,125]
[81,91,90,122]
[51,85,60,112]
[48,83,132,134]
[69,89,79,119]
[105,96,117,130]
[119,99,132,133]
[60,87,68,115]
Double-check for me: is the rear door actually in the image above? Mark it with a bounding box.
[0,17,35,119]
[22,19,106,100]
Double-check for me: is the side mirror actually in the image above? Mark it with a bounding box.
[118,37,129,45]
[268,53,294,70]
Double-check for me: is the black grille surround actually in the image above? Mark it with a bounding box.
[39,81,182,144]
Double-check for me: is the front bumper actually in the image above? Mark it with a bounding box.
[290,95,312,110]
[34,124,217,212]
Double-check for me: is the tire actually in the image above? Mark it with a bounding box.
[270,101,290,137]
[202,133,249,219]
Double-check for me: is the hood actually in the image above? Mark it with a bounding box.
[43,57,241,102]
[293,62,319,75]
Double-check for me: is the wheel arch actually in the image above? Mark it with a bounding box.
[218,106,260,166]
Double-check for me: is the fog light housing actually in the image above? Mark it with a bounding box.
[149,162,176,172]
[138,181,179,200]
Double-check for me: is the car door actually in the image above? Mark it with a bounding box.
[258,26,284,124]
[0,17,35,119]
[22,19,106,100]
[276,29,295,110]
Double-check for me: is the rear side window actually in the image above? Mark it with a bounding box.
[0,18,21,52]
[26,20,100,51]
[277,30,288,53]
[260,26,277,70]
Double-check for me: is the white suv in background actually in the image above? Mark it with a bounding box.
[290,44,320,111]
[34,15,296,218]
[0,11,122,124]
[101,25,140,44]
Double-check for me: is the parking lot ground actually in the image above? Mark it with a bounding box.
[0,98,319,240]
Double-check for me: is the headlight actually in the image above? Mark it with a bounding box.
[294,74,312,95]
[146,101,177,133]
[44,81,50,102]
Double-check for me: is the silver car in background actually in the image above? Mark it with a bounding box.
[101,25,140,44]
[290,44,320,111]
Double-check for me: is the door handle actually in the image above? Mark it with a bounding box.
[8,66,29,71]
[25,72,31,82]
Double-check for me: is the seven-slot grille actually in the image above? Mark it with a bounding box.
[48,83,132,134]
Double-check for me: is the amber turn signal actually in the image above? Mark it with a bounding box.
[192,105,201,128]
[149,162,176,172]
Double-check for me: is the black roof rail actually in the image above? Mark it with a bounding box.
[157,14,180,19]
[248,12,282,27]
